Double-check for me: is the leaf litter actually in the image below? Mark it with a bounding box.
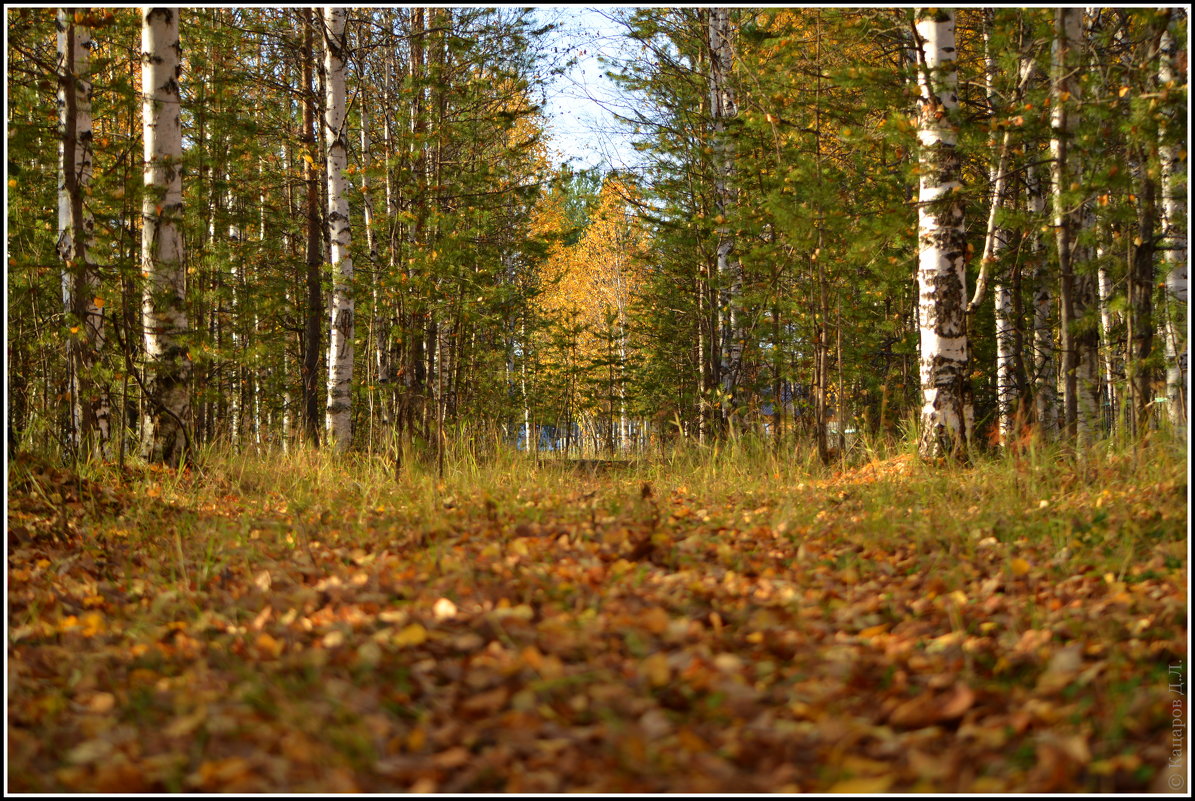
[6,449,1187,792]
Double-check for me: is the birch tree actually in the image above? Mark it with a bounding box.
[57,9,110,459]
[1051,7,1100,443]
[1157,16,1187,431]
[140,7,191,465]
[969,11,1028,447]
[1026,163,1059,439]
[323,6,353,451]
[301,9,322,445]
[708,7,742,432]
[913,8,971,459]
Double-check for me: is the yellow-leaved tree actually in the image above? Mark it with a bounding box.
[531,175,647,455]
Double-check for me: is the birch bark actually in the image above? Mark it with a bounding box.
[1026,163,1059,438]
[914,8,972,459]
[1158,21,1188,431]
[140,7,190,466]
[969,12,1025,446]
[323,6,354,452]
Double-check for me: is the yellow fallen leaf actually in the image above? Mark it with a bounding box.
[80,611,105,637]
[641,606,670,635]
[87,692,116,713]
[1010,557,1031,576]
[406,725,427,752]
[254,632,283,658]
[67,738,115,765]
[392,623,427,647]
[641,652,670,687]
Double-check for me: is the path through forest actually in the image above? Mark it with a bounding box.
[6,444,1187,793]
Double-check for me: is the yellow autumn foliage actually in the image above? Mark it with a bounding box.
[530,176,649,421]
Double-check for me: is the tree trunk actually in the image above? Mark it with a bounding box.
[913,8,972,460]
[1026,163,1059,438]
[708,7,741,433]
[323,6,354,452]
[140,7,190,466]
[226,169,241,445]
[970,11,1021,447]
[1095,248,1119,427]
[1127,153,1157,435]
[301,9,322,446]
[1157,20,1188,432]
[1051,7,1100,443]
[57,10,110,459]
[361,84,388,428]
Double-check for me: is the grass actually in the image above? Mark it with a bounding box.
[6,429,1189,792]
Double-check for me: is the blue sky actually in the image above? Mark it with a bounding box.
[535,7,643,174]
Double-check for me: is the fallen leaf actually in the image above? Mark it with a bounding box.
[433,597,458,621]
[392,623,427,647]
[642,652,671,687]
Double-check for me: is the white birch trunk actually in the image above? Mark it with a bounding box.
[1026,163,1059,438]
[708,8,741,426]
[360,89,388,415]
[971,15,1021,447]
[994,278,1016,443]
[282,327,292,453]
[254,158,265,447]
[140,7,190,465]
[1095,248,1118,425]
[227,167,241,445]
[281,141,294,452]
[323,7,354,452]
[914,8,971,459]
[1158,23,1188,431]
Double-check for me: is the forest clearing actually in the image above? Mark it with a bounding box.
[5,5,1190,795]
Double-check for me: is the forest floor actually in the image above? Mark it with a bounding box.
[6,437,1189,793]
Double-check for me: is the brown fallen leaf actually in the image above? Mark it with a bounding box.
[461,686,510,717]
[889,682,973,728]
[937,682,976,720]
[433,746,471,770]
